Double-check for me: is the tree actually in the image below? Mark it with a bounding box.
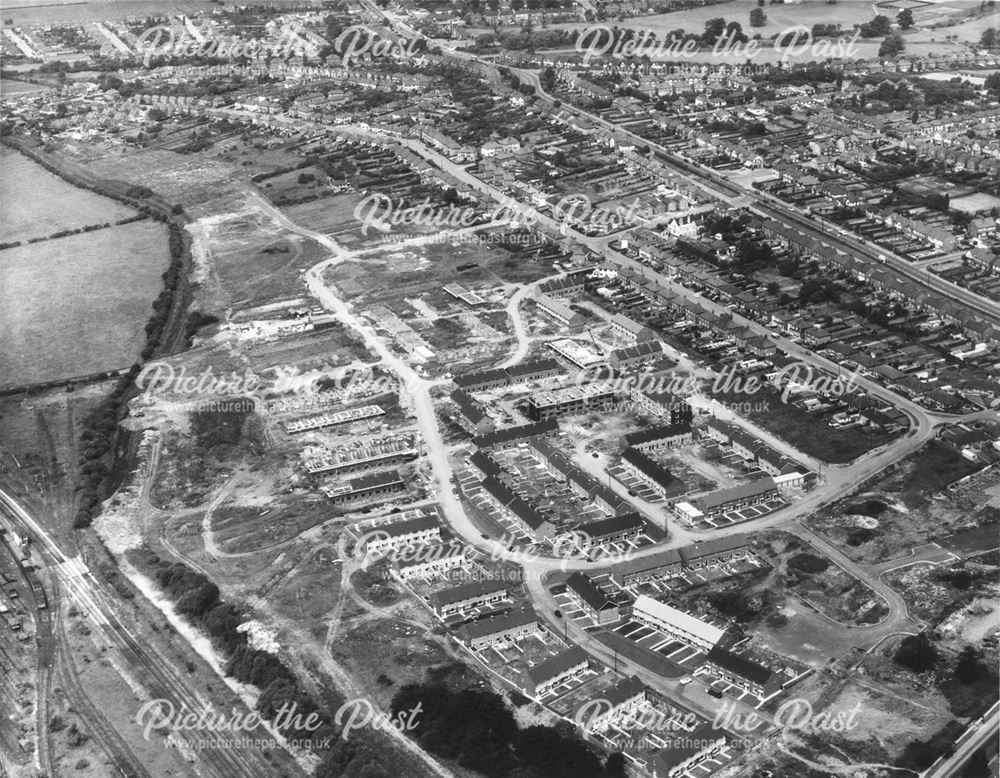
[750,7,767,27]
[860,14,892,37]
[894,633,938,673]
[897,8,914,29]
[879,33,905,57]
[953,646,987,684]
[981,27,999,49]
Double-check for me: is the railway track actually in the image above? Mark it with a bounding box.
[52,593,154,778]
[0,489,292,778]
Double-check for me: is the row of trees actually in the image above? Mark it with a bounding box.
[0,139,191,529]
[390,682,626,778]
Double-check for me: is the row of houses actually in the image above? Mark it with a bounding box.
[453,358,563,392]
[530,438,632,516]
[610,534,753,587]
[632,595,783,699]
[673,477,780,524]
[472,450,558,541]
[701,418,808,494]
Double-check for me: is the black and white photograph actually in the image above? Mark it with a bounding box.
[1,1,999,776]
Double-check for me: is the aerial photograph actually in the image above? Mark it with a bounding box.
[1,0,999,776]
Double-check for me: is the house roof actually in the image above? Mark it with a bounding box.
[578,512,645,540]
[457,608,538,641]
[472,419,559,448]
[633,595,726,646]
[692,477,777,512]
[430,579,508,609]
[381,514,439,538]
[566,572,614,612]
[621,447,680,491]
[705,645,774,686]
[525,646,589,685]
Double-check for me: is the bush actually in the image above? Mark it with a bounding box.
[894,633,938,674]
[788,552,830,575]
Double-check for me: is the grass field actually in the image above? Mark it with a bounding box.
[544,0,980,63]
[0,147,137,244]
[0,221,168,386]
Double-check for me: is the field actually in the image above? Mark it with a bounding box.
[0,147,136,244]
[0,79,52,95]
[542,0,982,62]
[1,0,311,28]
[0,220,168,386]
[69,144,246,214]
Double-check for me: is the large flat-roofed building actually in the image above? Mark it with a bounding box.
[526,383,616,421]
[632,595,725,651]
[362,514,441,554]
[565,572,620,625]
[524,646,590,697]
[535,292,587,330]
[323,470,405,505]
[622,423,693,453]
[674,477,778,523]
[703,646,782,700]
[620,447,685,498]
[609,312,656,344]
[430,580,509,617]
[546,338,606,369]
[457,608,539,649]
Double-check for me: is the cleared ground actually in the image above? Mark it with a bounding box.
[0,220,168,386]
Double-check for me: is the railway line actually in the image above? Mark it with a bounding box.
[0,487,298,778]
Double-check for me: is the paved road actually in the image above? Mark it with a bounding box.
[922,702,1000,778]
[505,66,1000,330]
